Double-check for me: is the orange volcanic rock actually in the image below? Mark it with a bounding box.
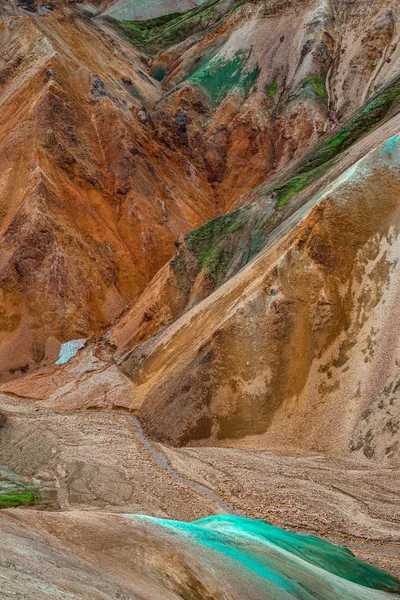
[3,0,398,382]
[1,2,400,591]
[0,7,216,380]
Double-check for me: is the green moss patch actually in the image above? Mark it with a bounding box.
[185,210,245,282]
[110,0,248,57]
[266,80,277,102]
[308,74,327,101]
[272,76,400,208]
[273,165,329,209]
[0,491,40,509]
[303,77,400,172]
[187,49,259,106]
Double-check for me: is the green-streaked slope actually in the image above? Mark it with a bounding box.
[107,0,245,56]
[180,75,400,289]
[186,47,259,106]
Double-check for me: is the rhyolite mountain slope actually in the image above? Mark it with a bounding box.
[0,0,400,596]
[1,0,399,381]
[102,0,400,464]
[113,130,400,465]
[0,5,217,379]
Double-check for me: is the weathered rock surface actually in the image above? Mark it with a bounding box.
[0,0,400,596]
[0,6,216,379]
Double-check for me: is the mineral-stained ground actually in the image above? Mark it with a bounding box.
[0,0,400,597]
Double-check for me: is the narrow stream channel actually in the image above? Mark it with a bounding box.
[8,409,242,516]
[126,414,242,516]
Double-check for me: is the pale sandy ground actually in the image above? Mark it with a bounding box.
[0,407,398,578]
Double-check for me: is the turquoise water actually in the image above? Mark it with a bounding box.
[126,515,400,599]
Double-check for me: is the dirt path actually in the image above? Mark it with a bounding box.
[1,408,240,517]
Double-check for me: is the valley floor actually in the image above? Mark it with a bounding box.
[1,405,398,578]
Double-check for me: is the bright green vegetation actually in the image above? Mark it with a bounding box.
[186,49,259,106]
[127,515,400,599]
[111,0,248,56]
[184,204,275,285]
[274,172,312,210]
[295,74,328,104]
[202,247,229,281]
[266,80,277,102]
[0,491,40,509]
[308,74,327,101]
[302,77,400,172]
[230,0,248,13]
[272,75,400,208]
[273,165,327,209]
[111,12,180,55]
[185,210,245,282]
[185,211,243,256]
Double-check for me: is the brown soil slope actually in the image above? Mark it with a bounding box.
[117,132,400,466]
[2,0,399,380]
[0,8,215,379]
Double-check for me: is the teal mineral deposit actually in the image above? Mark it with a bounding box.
[55,339,86,365]
[125,515,400,599]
